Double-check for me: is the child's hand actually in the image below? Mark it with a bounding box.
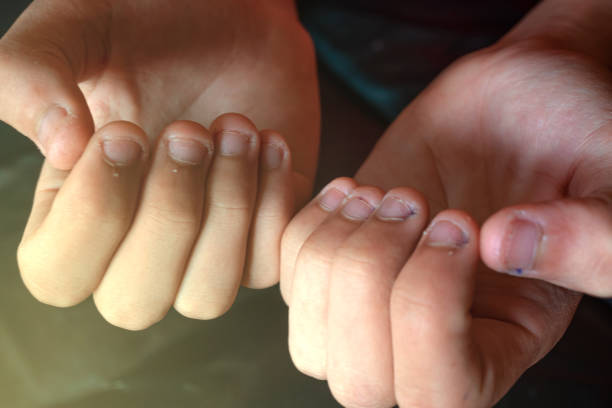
[18,114,295,330]
[0,0,318,178]
[281,178,577,408]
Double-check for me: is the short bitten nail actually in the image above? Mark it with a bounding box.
[319,187,347,212]
[168,136,209,165]
[218,131,251,156]
[342,197,375,221]
[376,196,414,221]
[426,219,469,248]
[503,218,542,274]
[263,143,284,169]
[102,138,143,166]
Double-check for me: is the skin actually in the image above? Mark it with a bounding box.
[0,0,318,179]
[4,0,319,327]
[18,114,297,329]
[282,0,611,406]
[4,0,611,405]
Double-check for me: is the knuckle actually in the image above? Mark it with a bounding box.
[390,283,437,319]
[288,341,326,381]
[206,198,252,214]
[241,271,279,290]
[334,245,382,273]
[295,240,333,274]
[145,203,200,232]
[329,380,390,408]
[17,241,89,307]
[333,246,395,288]
[173,296,231,321]
[96,299,166,331]
[298,233,336,263]
[394,384,444,408]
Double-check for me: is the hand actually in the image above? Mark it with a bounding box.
[357,0,612,297]
[6,0,320,328]
[281,0,612,404]
[18,114,298,330]
[0,0,319,185]
[281,178,504,408]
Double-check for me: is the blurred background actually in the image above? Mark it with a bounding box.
[0,1,610,407]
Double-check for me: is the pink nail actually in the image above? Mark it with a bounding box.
[342,197,375,221]
[503,218,542,274]
[263,143,284,169]
[218,131,251,156]
[319,187,347,212]
[377,196,414,220]
[102,138,143,166]
[168,136,208,165]
[426,219,468,248]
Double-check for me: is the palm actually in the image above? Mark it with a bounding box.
[357,43,611,400]
[76,0,319,188]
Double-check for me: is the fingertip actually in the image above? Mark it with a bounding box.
[40,107,94,170]
[480,210,510,273]
[480,206,546,277]
[95,120,150,155]
[378,187,430,222]
[315,177,358,212]
[161,120,214,165]
[425,209,479,248]
[163,120,213,144]
[210,112,259,137]
[260,129,290,170]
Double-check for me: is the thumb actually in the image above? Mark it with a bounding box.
[0,1,107,169]
[481,195,612,297]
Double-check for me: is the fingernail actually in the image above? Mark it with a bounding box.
[425,219,469,248]
[342,197,375,221]
[38,105,70,154]
[263,143,284,169]
[168,135,209,165]
[319,187,348,212]
[218,131,251,156]
[102,137,143,166]
[503,218,542,274]
[376,196,415,221]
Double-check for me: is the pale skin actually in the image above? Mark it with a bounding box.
[2,0,612,407]
[4,0,319,325]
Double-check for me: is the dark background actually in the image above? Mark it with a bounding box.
[0,1,610,407]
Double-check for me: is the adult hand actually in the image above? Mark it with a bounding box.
[282,0,610,405]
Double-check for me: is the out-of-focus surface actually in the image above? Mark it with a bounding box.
[0,1,611,407]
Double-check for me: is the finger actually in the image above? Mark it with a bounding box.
[280,177,358,304]
[173,113,260,319]
[93,121,213,330]
[390,210,481,407]
[481,196,612,297]
[289,186,384,380]
[17,121,148,307]
[0,1,110,169]
[327,188,428,408]
[242,130,293,289]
